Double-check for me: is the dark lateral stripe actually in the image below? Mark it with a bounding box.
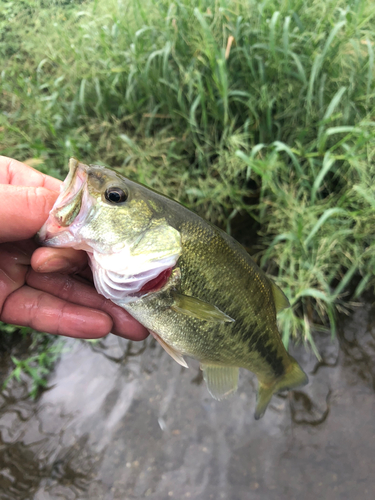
[253,336,285,378]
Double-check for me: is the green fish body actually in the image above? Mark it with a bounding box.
[40,158,308,419]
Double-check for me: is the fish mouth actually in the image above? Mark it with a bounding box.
[38,158,89,247]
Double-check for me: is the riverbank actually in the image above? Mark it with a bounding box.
[1,298,375,499]
[1,0,375,349]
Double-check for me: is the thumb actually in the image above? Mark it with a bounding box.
[0,185,58,243]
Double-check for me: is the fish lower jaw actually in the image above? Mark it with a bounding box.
[37,218,76,247]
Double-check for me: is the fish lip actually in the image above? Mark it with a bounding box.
[54,158,88,214]
[38,158,89,246]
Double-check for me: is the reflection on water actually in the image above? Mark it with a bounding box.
[1,301,375,500]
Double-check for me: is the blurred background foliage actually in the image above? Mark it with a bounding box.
[1,0,375,356]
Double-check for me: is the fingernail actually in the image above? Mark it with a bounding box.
[37,258,79,274]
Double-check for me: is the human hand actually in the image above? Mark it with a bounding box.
[0,156,148,340]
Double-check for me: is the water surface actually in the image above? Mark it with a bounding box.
[1,302,375,499]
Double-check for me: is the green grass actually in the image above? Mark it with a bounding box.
[1,0,375,354]
[0,322,66,398]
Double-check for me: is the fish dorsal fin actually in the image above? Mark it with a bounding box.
[201,364,239,400]
[149,330,188,368]
[271,281,290,313]
[171,293,235,323]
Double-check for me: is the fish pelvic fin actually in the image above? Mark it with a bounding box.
[149,330,188,368]
[254,357,308,420]
[201,364,239,400]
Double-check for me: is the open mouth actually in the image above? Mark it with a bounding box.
[38,158,88,247]
[51,159,88,227]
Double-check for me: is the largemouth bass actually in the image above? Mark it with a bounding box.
[39,158,308,419]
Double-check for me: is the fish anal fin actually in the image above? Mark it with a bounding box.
[201,364,239,400]
[149,330,188,368]
[254,356,308,420]
[271,281,290,313]
[171,293,234,323]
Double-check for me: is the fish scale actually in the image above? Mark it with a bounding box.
[39,158,308,419]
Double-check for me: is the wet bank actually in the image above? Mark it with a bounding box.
[1,300,375,500]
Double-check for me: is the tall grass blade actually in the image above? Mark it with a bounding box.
[366,38,374,107]
[311,152,335,204]
[304,208,347,247]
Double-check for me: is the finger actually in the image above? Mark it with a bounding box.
[1,286,113,338]
[31,247,89,274]
[26,270,149,341]
[0,243,30,313]
[98,295,149,341]
[0,185,58,242]
[0,156,62,191]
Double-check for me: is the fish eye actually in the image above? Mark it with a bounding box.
[104,187,128,204]
[105,187,127,203]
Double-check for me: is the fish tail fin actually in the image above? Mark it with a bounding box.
[254,357,308,420]
[254,383,275,420]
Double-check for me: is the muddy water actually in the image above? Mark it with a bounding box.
[1,301,375,500]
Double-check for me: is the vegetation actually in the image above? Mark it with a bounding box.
[0,322,65,397]
[1,0,375,355]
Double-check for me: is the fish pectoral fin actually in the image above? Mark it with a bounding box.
[201,364,239,400]
[171,293,235,323]
[149,330,188,368]
[254,357,308,420]
[271,281,290,313]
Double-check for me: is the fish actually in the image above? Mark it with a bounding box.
[39,158,308,419]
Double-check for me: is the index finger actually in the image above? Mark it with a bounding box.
[0,156,62,192]
[0,184,58,242]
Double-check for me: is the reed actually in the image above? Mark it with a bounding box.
[1,0,374,352]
